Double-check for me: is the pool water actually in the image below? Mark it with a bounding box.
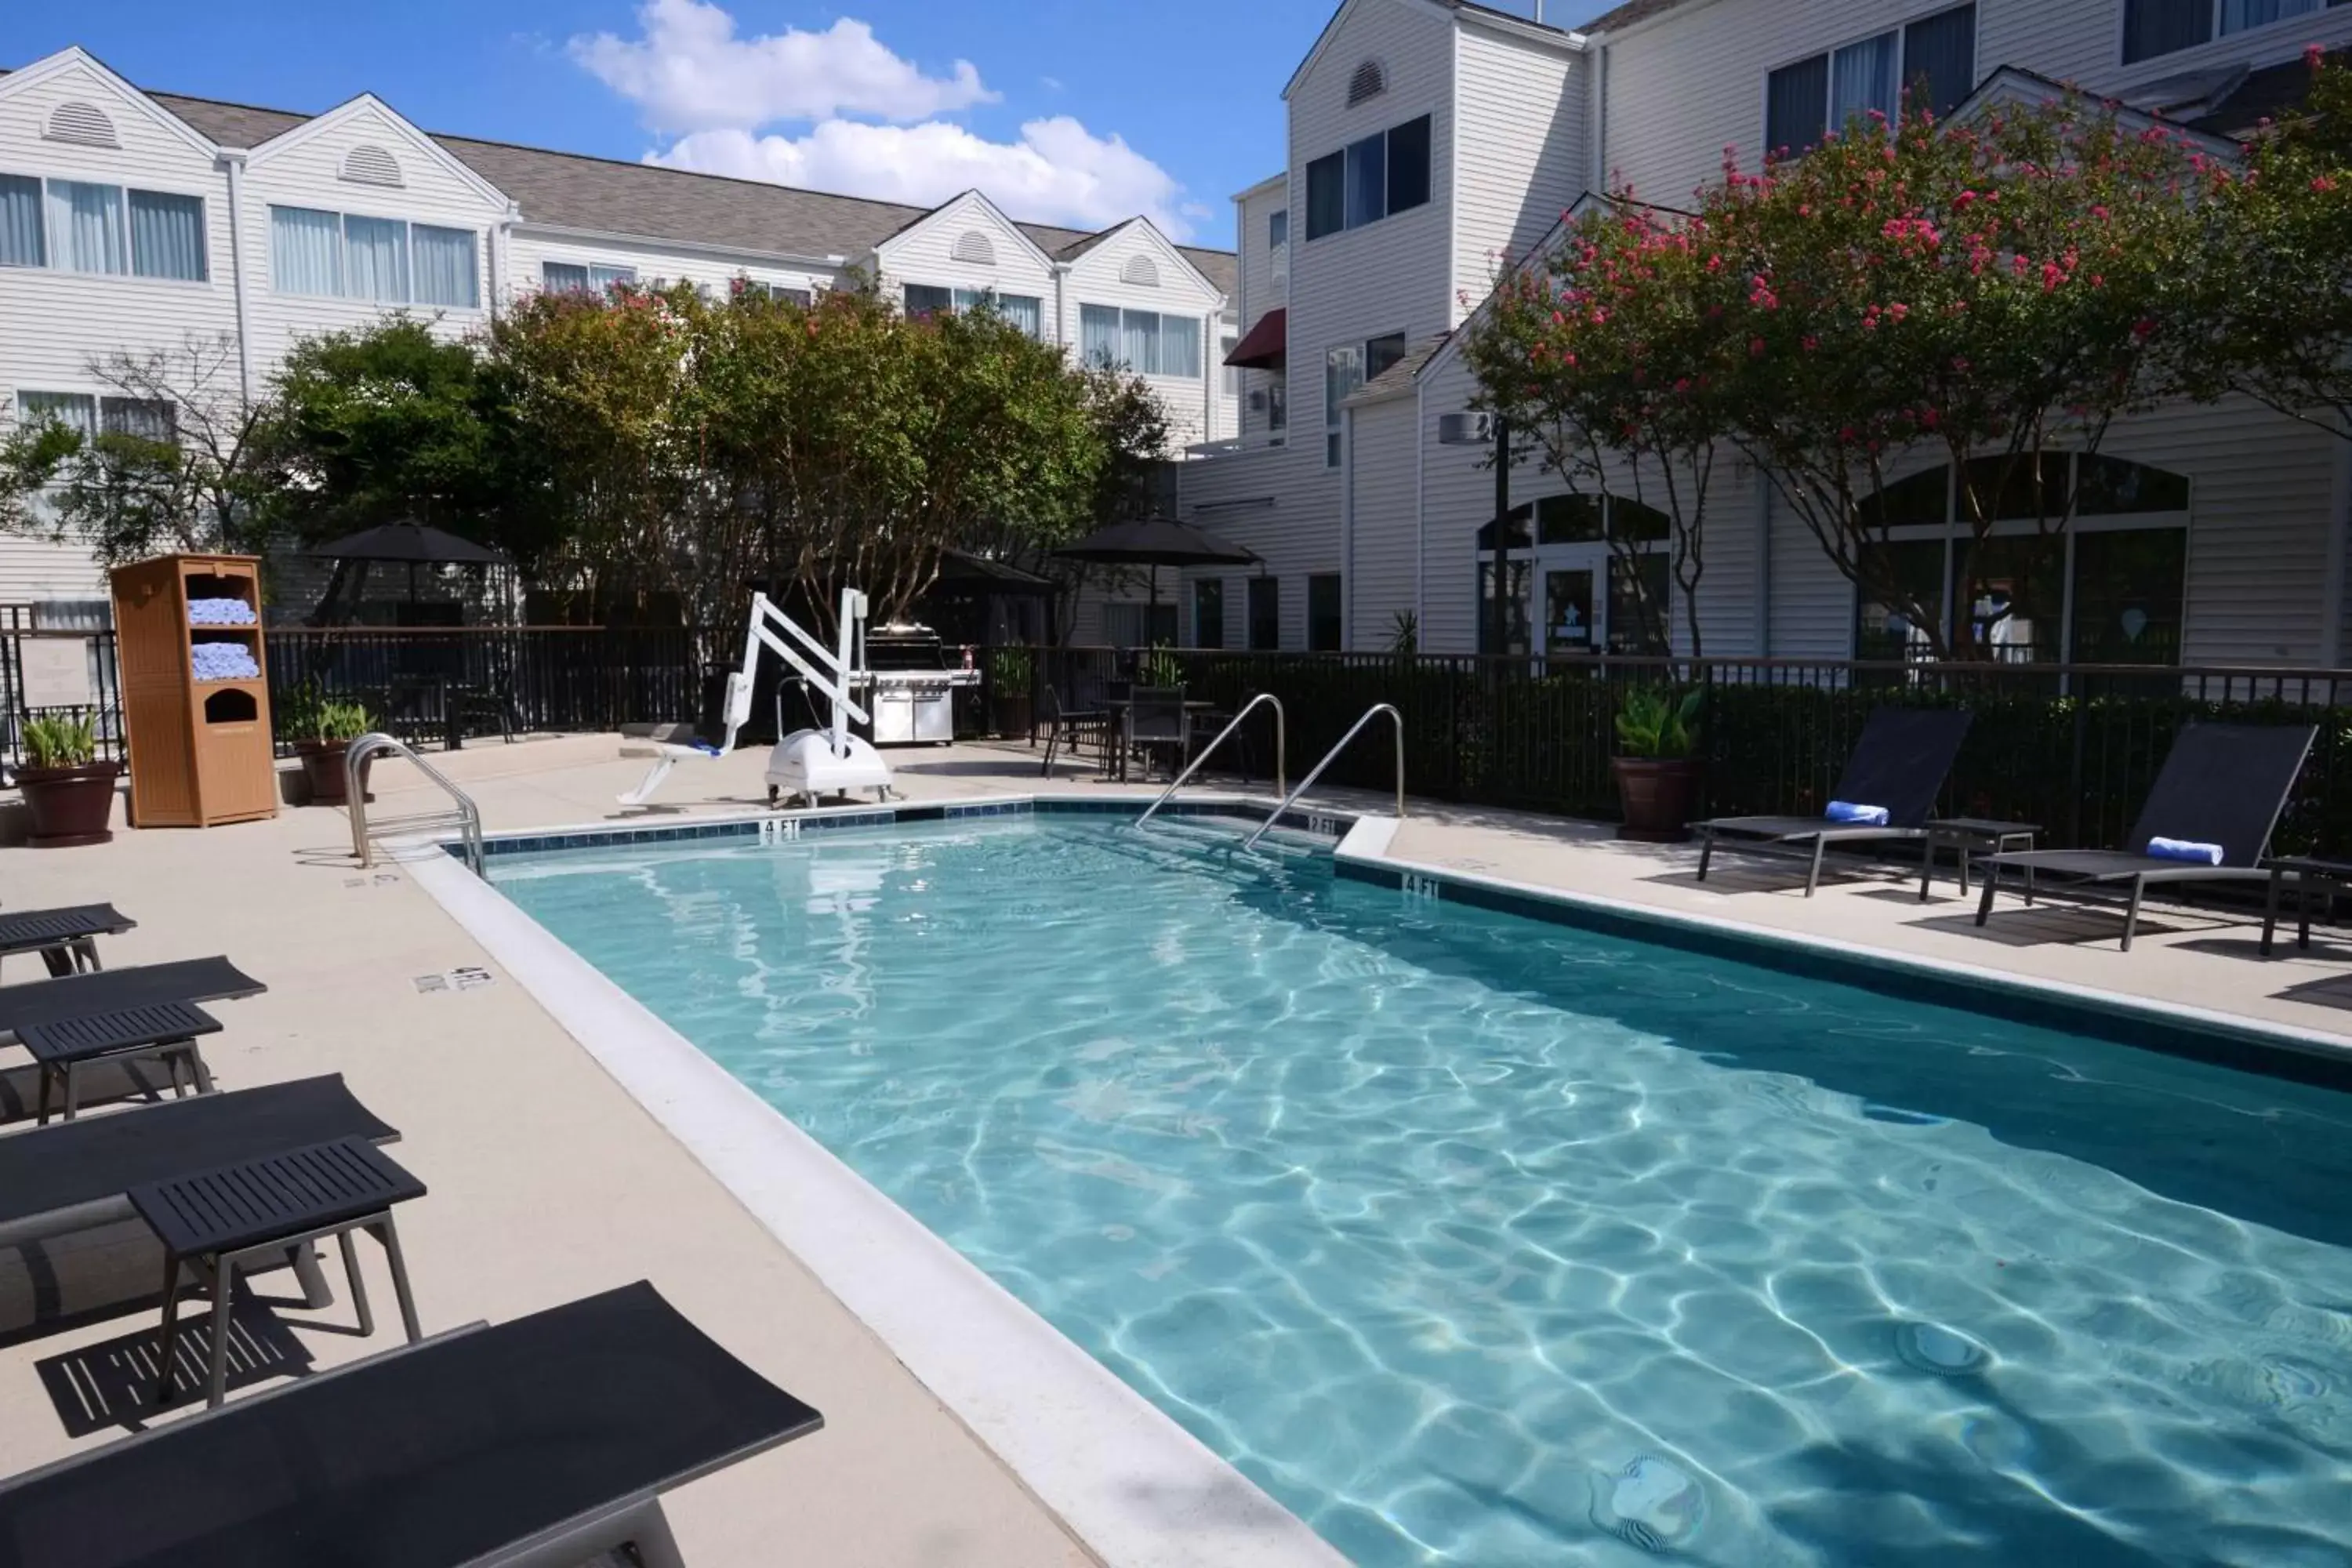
[496,818,2352,1566]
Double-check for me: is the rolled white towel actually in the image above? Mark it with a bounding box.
[2146,836,2223,866]
[1825,800,1890,826]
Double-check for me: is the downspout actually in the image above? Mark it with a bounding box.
[1593,44,1610,193]
[221,153,255,406]
[1051,261,1070,350]
[1201,310,1217,444]
[489,202,520,322]
[2323,423,2352,666]
[1343,401,1357,644]
[1414,380,1427,641]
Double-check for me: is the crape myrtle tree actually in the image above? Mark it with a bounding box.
[1465,197,1745,657]
[1471,90,2218,659]
[2201,46,2352,439]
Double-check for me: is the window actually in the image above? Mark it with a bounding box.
[13,392,173,443]
[1268,376,1288,434]
[1537,494,1604,543]
[1324,332,1405,467]
[2125,0,2326,64]
[1194,579,1225,649]
[270,206,477,307]
[16,390,96,434]
[764,283,815,307]
[0,176,209,281]
[1848,455,2189,662]
[1766,4,1976,157]
[1303,114,1432,240]
[1269,209,1289,292]
[1104,602,1178,647]
[1247,576,1281,650]
[1080,305,1199,374]
[1307,575,1343,651]
[909,285,1045,337]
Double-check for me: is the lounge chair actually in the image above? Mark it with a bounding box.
[1694,707,1975,895]
[1973,721,2317,950]
[0,902,135,978]
[0,956,263,1034]
[0,957,263,1120]
[0,1075,397,1251]
[0,1280,824,1568]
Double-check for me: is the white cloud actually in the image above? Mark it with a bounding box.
[569,0,995,132]
[655,117,1196,240]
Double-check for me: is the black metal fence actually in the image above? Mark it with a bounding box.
[1003,648,2352,856]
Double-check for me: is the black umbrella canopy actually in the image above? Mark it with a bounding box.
[1054,517,1261,568]
[306,521,505,565]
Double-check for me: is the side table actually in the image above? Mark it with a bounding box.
[1920,818,2042,902]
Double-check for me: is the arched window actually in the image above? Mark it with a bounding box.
[45,101,118,148]
[949,229,995,266]
[341,144,405,188]
[1347,59,1388,108]
[1849,455,2190,665]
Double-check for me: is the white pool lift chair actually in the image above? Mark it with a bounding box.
[619,588,893,809]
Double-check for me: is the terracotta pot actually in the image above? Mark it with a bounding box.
[1612,756,1701,843]
[295,739,372,805]
[19,760,121,847]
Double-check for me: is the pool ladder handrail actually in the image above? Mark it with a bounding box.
[1136,692,1287,829]
[1240,703,1404,852]
[345,731,485,877]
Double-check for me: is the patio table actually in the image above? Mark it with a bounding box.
[1918,817,2042,902]
[1099,697,1224,782]
[2260,854,2352,955]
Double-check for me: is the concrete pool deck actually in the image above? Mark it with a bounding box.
[0,731,2345,1565]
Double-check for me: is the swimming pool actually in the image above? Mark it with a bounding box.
[494,815,2352,1566]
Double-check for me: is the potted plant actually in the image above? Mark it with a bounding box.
[16,714,120,847]
[1611,684,1704,842]
[988,647,1035,739]
[285,686,376,805]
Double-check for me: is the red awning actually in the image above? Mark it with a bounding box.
[1223,307,1287,369]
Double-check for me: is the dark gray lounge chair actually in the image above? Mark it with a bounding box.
[0,903,135,978]
[1694,707,1975,895]
[0,1075,396,1251]
[0,1280,824,1568]
[0,956,262,1035]
[0,957,263,1118]
[1973,721,2317,950]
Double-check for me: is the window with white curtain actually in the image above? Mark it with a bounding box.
[1765,4,1976,157]
[2125,0,2325,63]
[269,205,480,307]
[905,285,1043,336]
[13,391,176,445]
[1080,307,1200,376]
[0,174,206,280]
[16,390,96,434]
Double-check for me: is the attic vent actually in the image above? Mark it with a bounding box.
[1347,59,1388,107]
[1120,254,1160,288]
[341,144,405,188]
[44,101,119,149]
[949,229,996,266]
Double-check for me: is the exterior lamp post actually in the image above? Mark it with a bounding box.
[1439,410,1512,660]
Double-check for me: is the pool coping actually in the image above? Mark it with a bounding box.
[405,796,1353,1568]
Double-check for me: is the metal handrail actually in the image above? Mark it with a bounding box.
[1136,693,1287,828]
[346,732,485,877]
[1240,703,1404,852]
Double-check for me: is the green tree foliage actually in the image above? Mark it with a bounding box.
[2201,46,2352,437]
[265,315,558,562]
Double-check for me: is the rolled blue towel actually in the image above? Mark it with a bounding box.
[1825,800,1889,826]
[2147,836,2223,866]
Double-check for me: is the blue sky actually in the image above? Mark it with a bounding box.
[0,0,1487,247]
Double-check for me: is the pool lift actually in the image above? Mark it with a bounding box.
[617,587,893,809]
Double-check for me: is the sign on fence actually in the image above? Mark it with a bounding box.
[18,637,93,708]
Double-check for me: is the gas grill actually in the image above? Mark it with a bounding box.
[858,622,978,745]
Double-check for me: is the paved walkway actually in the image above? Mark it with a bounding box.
[0,731,2343,1566]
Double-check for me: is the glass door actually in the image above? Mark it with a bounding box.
[1544,568,1595,656]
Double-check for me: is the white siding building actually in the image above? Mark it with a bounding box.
[1173,0,2352,672]
[0,45,1239,621]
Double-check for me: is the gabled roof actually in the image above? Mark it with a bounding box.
[0,46,220,162]
[119,78,1240,290]
[1947,65,2245,159]
[244,91,510,211]
[1573,0,1696,34]
[1284,0,1577,103]
[1344,332,1451,406]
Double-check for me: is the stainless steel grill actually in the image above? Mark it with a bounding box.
[858,622,978,745]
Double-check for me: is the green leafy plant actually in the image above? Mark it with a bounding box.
[317,699,373,742]
[277,684,372,743]
[988,646,1035,689]
[1614,684,1703,760]
[1387,610,1419,656]
[22,714,97,769]
[1138,643,1182,688]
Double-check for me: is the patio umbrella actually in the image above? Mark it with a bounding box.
[1054,517,1261,628]
[305,521,506,619]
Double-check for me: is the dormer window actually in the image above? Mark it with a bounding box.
[1347,59,1388,107]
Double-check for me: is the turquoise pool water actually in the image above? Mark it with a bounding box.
[495,817,2352,1566]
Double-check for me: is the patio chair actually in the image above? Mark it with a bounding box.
[0,1075,397,1253]
[1125,686,1189,782]
[1694,707,1975,895]
[0,1280,824,1568]
[0,902,135,979]
[1040,684,1112,777]
[1973,721,2317,950]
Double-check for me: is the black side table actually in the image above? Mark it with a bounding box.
[19,1000,220,1124]
[2261,855,2352,956]
[1920,818,2042,902]
[132,1137,426,1407]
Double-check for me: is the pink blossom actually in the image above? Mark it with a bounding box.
[2314,176,2339,193]
[1887,302,1910,322]
[2132,318,2157,340]
[1749,336,1766,358]
[2308,42,2327,69]
[1920,408,1940,430]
